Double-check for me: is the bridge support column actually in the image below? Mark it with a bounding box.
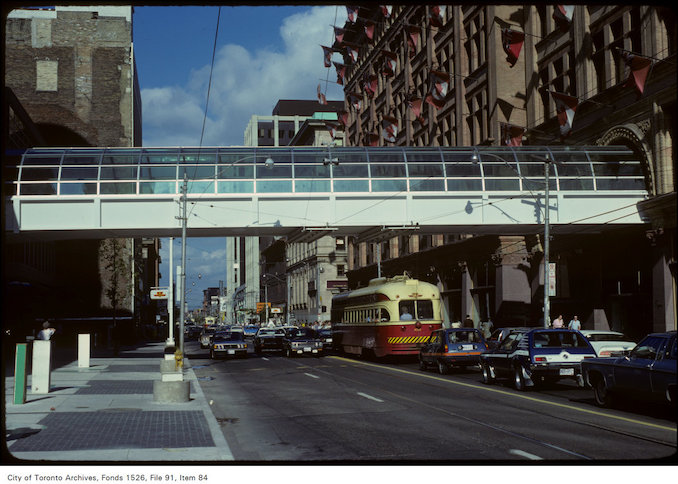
[493,236,532,325]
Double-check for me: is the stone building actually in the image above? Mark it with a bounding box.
[330,5,675,337]
[3,6,157,342]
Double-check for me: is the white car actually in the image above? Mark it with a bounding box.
[579,330,636,357]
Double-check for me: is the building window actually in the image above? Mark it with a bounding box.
[36,60,58,92]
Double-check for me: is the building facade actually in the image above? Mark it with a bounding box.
[330,5,675,337]
[3,6,157,342]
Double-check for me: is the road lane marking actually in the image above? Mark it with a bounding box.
[509,449,543,460]
[328,356,676,432]
[304,373,320,379]
[357,392,384,403]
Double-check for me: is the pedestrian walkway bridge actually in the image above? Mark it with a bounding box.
[4,146,648,241]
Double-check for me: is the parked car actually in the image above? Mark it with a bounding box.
[578,330,636,357]
[253,327,286,354]
[282,327,324,357]
[480,328,597,390]
[318,328,333,350]
[210,331,248,359]
[485,327,533,350]
[199,326,218,349]
[582,331,676,407]
[419,328,488,374]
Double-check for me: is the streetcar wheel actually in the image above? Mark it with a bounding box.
[593,376,613,407]
[481,362,495,384]
[514,366,526,391]
[438,361,449,375]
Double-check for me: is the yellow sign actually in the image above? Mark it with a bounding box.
[256,302,271,312]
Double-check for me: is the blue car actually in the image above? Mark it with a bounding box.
[480,328,597,390]
[582,331,676,407]
[419,328,488,374]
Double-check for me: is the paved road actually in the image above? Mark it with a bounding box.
[185,341,677,463]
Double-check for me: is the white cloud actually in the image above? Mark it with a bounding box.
[141,6,345,148]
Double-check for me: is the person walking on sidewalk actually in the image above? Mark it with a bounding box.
[37,320,56,340]
[568,315,581,331]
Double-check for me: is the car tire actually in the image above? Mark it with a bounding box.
[286,348,292,358]
[419,356,427,371]
[438,361,449,375]
[592,376,613,407]
[514,365,526,391]
[209,350,214,359]
[481,362,495,384]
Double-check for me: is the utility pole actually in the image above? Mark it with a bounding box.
[543,155,551,328]
[178,174,188,353]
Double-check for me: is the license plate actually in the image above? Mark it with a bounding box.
[228,350,235,355]
[559,368,574,376]
[304,347,312,352]
[462,344,474,350]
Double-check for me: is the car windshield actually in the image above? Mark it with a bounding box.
[318,329,331,336]
[532,331,589,348]
[586,333,630,342]
[288,328,317,339]
[447,330,480,343]
[213,332,243,342]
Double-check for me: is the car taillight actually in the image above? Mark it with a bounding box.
[444,344,448,352]
[535,356,547,362]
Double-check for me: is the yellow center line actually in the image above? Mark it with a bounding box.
[328,355,677,432]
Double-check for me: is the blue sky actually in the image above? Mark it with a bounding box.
[133,5,347,309]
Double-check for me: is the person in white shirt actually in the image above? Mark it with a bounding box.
[37,321,56,340]
[552,315,564,328]
[568,315,581,330]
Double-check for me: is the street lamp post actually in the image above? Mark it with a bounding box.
[471,150,552,328]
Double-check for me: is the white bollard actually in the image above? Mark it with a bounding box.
[78,333,91,368]
[31,340,52,394]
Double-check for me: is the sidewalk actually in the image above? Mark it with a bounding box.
[3,341,233,462]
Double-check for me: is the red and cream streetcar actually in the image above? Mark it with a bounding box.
[331,274,443,358]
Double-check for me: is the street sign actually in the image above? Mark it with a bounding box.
[270,307,281,313]
[150,287,169,300]
[548,263,556,296]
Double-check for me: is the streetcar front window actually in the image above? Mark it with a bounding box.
[416,300,434,320]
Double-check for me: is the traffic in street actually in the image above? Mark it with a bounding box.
[184,333,676,462]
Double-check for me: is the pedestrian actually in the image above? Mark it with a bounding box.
[463,314,474,328]
[480,318,494,339]
[568,315,581,331]
[552,314,564,328]
[37,320,56,340]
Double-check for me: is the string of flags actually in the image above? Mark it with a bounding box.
[316,4,656,145]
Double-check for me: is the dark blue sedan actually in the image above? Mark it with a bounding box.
[582,331,676,407]
[480,328,597,390]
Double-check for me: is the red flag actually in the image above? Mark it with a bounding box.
[317,84,327,105]
[321,45,334,68]
[325,121,341,140]
[333,61,347,85]
[407,97,426,125]
[380,5,392,18]
[622,52,652,95]
[382,50,397,77]
[348,91,362,111]
[429,70,449,102]
[363,74,378,98]
[364,21,375,42]
[501,28,524,68]
[553,5,574,32]
[346,6,359,23]
[365,133,380,146]
[333,26,346,44]
[425,93,445,110]
[550,91,578,138]
[345,42,360,63]
[337,110,349,127]
[381,115,399,143]
[429,6,446,28]
[407,26,420,58]
[501,123,525,146]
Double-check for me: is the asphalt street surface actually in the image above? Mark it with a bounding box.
[185,339,677,463]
